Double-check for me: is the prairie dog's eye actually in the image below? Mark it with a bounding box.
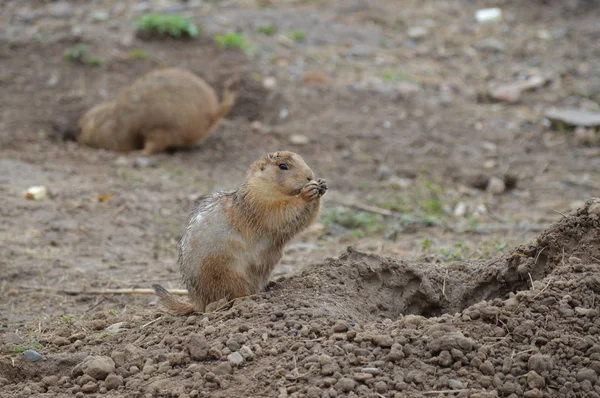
[278,164,289,170]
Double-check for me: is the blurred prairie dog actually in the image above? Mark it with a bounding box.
[77,68,237,155]
[153,151,328,314]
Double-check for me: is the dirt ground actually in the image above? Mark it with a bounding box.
[1,0,600,397]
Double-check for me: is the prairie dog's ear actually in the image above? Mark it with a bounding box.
[267,152,279,161]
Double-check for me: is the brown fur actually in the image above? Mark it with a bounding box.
[153,151,327,315]
[77,68,237,155]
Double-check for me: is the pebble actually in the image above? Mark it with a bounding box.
[41,375,59,387]
[48,2,74,19]
[335,377,356,393]
[528,355,553,374]
[332,320,349,333]
[289,134,309,145]
[4,332,24,344]
[544,108,600,127]
[407,26,428,39]
[239,345,255,360]
[448,379,463,389]
[475,7,502,23]
[479,360,495,375]
[134,156,154,168]
[90,10,109,22]
[576,368,598,384]
[353,373,373,382]
[80,381,98,394]
[263,77,277,90]
[527,371,545,389]
[373,335,393,348]
[374,381,388,393]
[78,356,116,380]
[104,374,123,390]
[487,176,506,195]
[187,334,210,360]
[228,352,245,366]
[23,350,42,362]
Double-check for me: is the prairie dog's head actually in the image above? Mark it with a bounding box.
[247,151,316,197]
[76,102,117,148]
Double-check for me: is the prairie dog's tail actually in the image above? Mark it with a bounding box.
[207,74,240,133]
[152,284,196,315]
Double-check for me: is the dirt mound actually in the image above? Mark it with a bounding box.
[1,199,599,397]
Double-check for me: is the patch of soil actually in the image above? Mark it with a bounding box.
[1,199,599,397]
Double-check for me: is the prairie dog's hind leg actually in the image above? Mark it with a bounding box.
[141,128,177,155]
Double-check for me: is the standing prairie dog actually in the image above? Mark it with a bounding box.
[152,151,327,314]
[77,68,237,155]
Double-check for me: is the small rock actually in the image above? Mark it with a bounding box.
[46,75,59,87]
[475,38,506,52]
[134,156,154,168]
[335,377,356,393]
[353,373,373,382]
[475,7,502,23]
[306,387,322,398]
[263,77,277,90]
[427,332,475,353]
[377,164,393,181]
[448,379,463,389]
[90,10,109,22]
[228,352,245,366]
[576,368,598,384]
[407,26,428,39]
[80,356,116,380]
[24,186,47,201]
[41,375,59,387]
[528,354,553,374]
[303,70,329,85]
[479,360,495,375]
[213,362,233,375]
[332,320,349,333]
[524,389,544,398]
[488,76,547,103]
[226,338,241,352]
[104,374,123,390]
[3,332,24,344]
[289,134,309,145]
[527,371,545,389]
[388,344,404,362]
[48,2,74,19]
[81,381,98,394]
[187,334,210,361]
[374,381,388,393]
[239,345,255,360]
[250,121,263,132]
[487,176,506,195]
[53,336,70,346]
[105,322,127,334]
[23,350,42,362]
[544,108,600,127]
[373,335,393,348]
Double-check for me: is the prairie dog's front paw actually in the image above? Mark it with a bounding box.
[316,178,327,197]
[300,181,321,201]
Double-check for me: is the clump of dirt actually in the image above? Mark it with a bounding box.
[1,199,599,397]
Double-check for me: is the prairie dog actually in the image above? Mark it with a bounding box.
[77,68,236,155]
[153,151,327,314]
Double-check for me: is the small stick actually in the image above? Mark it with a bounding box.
[534,246,547,265]
[141,317,162,329]
[442,269,449,301]
[553,209,568,218]
[329,198,396,217]
[19,286,188,296]
[528,273,535,290]
[423,390,470,395]
[532,279,552,299]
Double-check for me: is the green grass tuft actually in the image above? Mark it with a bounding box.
[135,14,199,38]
